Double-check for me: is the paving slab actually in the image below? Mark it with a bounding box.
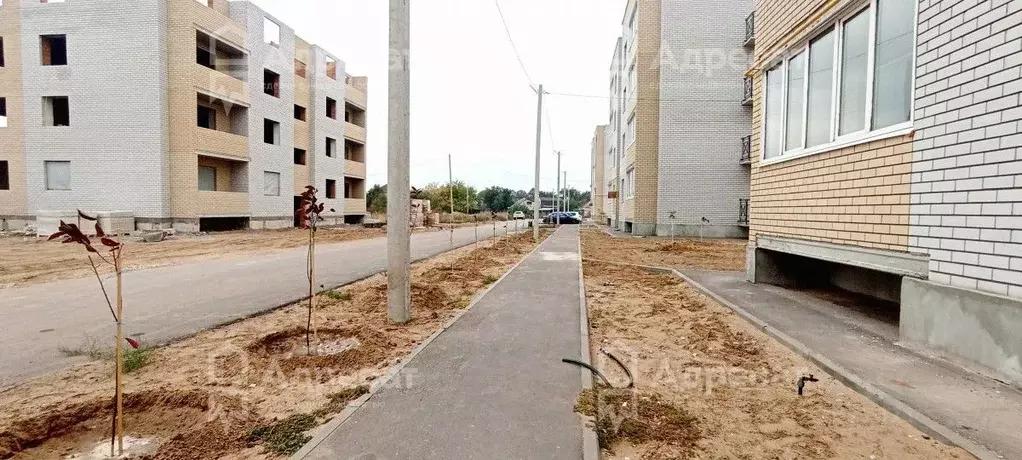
[298,226,585,460]
[0,223,523,387]
[681,269,1022,460]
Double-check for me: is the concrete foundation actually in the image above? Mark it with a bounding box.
[35,210,79,236]
[901,277,1022,386]
[96,211,135,235]
[656,223,748,239]
[249,216,293,230]
[135,218,174,231]
[172,219,200,233]
[0,216,35,232]
[632,221,656,236]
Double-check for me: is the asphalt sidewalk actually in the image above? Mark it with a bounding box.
[297,225,586,460]
[680,269,1022,460]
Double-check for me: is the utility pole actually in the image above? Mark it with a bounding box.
[387,0,410,324]
[564,171,569,212]
[532,84,543,241]
[448,154,454,248]
[555,151,562,213]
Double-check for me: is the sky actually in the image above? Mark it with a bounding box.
[248,0,626,194]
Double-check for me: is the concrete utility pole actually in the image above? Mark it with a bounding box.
[387,0,411,324]
[532,84,543,242]
[564,171,569,212]
[555,151,562,213]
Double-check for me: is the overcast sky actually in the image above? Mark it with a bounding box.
[249,0,626,193]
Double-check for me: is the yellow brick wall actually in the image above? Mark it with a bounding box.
[0,1,25,217]
[748,0,912,252]
[632,0,660,227]
[168,0,249,218]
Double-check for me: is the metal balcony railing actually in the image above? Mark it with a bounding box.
[738,199,750,226]
[740,135,752,164]
[742,77,753,106]
[744,12,755,47]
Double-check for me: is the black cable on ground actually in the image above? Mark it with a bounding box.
[600,349,634,388]
[561,358,611,387]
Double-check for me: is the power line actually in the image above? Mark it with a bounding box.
[545,104,556,151]
[495,0,535,91]
[545,90,744,104]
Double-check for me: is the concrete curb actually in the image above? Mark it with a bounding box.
[291,228,552,460]
[576,230,602,460]
[581,257,996,460]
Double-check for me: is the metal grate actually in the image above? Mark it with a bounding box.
[740,135,752,163]
[745,13,755,46]
[738,199,750,225]
[742,77,753,106]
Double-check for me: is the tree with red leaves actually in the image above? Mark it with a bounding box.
[297,186,334,355]
[49,210,129,457]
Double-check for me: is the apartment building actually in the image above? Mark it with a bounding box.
[745,0,1022,384]
[0,0,368,233]
[590,125,607,221]
[602,0,753,237]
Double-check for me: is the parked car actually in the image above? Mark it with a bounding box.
[543,212,581,224]
[513,211,525,220]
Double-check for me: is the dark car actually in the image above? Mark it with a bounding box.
[543,212,581,224]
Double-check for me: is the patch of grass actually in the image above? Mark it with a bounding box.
[576,388,700,452]
[313,385,370,417]
[248,413,318,456]
[482,275,499,285]
[323,290,352,301]
[58,337,112,361]
[123,346,155,373]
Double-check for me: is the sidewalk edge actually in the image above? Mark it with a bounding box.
[291,229,552,459]
[577,232,601,460]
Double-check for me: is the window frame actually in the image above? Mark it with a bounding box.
[758,0,918,167]
[44,160,71,191]
[263,171,280,196]
[198,165,217,191]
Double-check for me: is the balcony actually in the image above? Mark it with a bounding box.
[740,135,752,164]
[345,198,367,215]
[194,64,249,106]
[196,190,249,216]
[738,199,750,226]
[345,159,366,178]
[744,12,755,47]
[345,121,366,144]
[197,127,248,160]
[742,77,753,106]
[345,84,367,110]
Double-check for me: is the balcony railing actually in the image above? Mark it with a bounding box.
[742,77,753,106]
[738,199,750,226]
[744,12,755,47]
[740,135,752,164]
[345,122,366,143]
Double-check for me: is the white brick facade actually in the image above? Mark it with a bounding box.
[910,0,1022,298]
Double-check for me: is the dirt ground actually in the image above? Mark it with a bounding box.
[580,258,968,460]
[0,226,459,287]
[580,228,748,271]
[0,231,548,459]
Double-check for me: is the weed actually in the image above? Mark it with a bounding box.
[575,388,700,451]
[323,290,352,301]
[482,275,499,285]
[58,337,113,361]
[123,346,155,373]
[248,413,318,456]
[313,385,370,417]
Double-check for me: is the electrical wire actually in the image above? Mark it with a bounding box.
[495,0,536,92]
[545,90,746,104]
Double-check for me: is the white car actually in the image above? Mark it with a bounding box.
[513,211,525,219]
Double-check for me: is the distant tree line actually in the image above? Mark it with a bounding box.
[365,184,590,214]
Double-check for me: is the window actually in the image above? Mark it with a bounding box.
[325,56,337,80]
[294,148,307,165]
[344,109,351,122]
[198,165,217,191]
[44,161,70,191]
[294,104,307,121]
[263,69,280,97]
[295,59,306,78]
[326,98,337,119]
[0,97,6,128]
[263,171,280,196]
[263,18,280,47]
[40,35,67,66]
[263,119,280,145]
[344,181,352,198]
[196,42,214,69]
[760,0,915,162]
[43,96,70,126]
[326,137,337,157]
[626,114,635,146]
[626,168,635,198]
[197,105,216,129]
[326,179,336,198]
[0,161,8,190]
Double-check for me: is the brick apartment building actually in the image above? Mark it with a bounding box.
[0,0,368,233]
[745,0,1022,384]
[602,0,753,237]
[590,125,607,221]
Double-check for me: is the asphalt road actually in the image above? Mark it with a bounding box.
[0,222,525,387]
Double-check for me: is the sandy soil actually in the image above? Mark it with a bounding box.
[0,226,457,287]
[581,228,747,271]
[581,259,968,459]
[0,231,548,459]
